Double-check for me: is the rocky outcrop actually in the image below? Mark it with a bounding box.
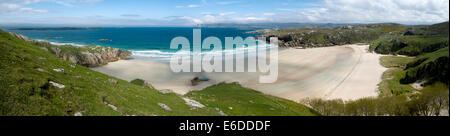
[9,32,33,42]
[50,45,131,67]
[10,33,131,67]
[77,47,131,67]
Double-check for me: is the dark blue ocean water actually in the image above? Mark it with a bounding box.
[7,27,263,59]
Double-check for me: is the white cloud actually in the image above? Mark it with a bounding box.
[288,0,449,24]
[187,4,200,8]
[219,12,236,16]
[0,0,102,14]
[180,16,204,24]
[217,1,240,5]
[262,13,276,16]
[179,0,449,25]
[189,0,448,24]
[1,0,448,26]
[1,2,47,14]
[176,4,201,8]
[121,14,140,17]
[176,12,275,25]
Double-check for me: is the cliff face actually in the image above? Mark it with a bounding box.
[11,33,131,67]
[51,45,131,67]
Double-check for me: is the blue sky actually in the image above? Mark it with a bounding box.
[0,0,449,26]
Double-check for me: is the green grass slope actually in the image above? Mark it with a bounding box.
[378,56,417,95]
[0,30,318,116]
[370,35,448,56]
[408,21,449,36]
[186,83,319,116]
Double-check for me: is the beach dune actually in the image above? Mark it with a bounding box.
[92,45,386,101]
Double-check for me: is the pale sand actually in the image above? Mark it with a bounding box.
[92,45,386,102]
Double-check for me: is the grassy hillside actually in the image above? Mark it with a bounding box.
[370,21,448,56]
[0,30,318,116]
[378,56,417,96]
[186,83,318,116]
[369,21,449,89]
[377,47,449,96]
[402,47,449,85]
[370,35,448,56]
[407,21,449,36]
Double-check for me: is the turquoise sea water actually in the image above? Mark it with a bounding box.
[8,27,265,60]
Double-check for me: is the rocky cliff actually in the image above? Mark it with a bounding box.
[10,33,131,67]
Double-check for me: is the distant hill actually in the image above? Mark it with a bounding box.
[368,22,449,86]
[370,21,449,56]
[406,21,449,36]
[198,23,357,29]
[256,23,407,47]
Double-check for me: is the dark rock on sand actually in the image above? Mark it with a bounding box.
[191,76,210,86]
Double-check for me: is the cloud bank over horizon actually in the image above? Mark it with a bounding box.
[0,0,448,26]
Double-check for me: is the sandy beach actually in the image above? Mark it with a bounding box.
[92,45,386,101]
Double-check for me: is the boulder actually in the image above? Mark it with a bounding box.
[191,76,210,86]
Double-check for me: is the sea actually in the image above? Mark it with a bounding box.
[7,27,270,61]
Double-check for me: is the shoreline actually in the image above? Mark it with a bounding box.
[92,44,387,101]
